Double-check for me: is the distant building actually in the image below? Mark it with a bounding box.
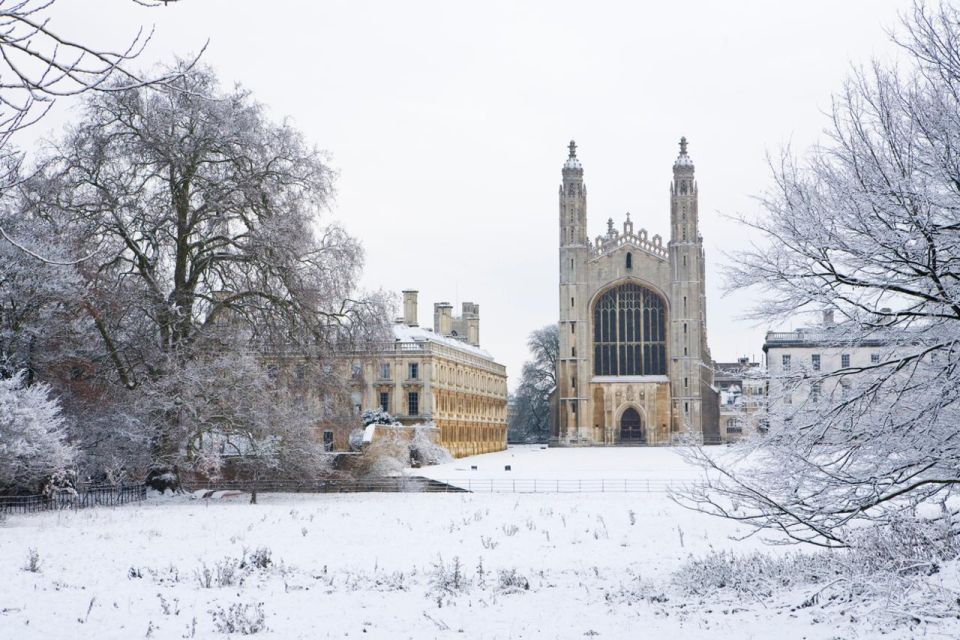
[350,290,508,458]
[714,357,764,441]
[555,138,720,445]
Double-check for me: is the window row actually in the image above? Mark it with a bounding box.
[378,391,420,416]
[780,352,880,371]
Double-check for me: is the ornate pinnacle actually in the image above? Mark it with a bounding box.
[568,140,577,158]
[679,136,688,155]
[607,217,614,233]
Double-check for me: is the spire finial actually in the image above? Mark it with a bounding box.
[626,212,631,223]
[607,217,614,233]
[679,136,688,155]
[568,140,577,158]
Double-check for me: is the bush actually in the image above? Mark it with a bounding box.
[242,547,272,571]
[361,408,396,427]
[497,568,530,593]
[674,514,960,627]
[354,429,409,478]
[409,426,452,467]
[0,372,76,495]
[428,555,469,597]
[209,602,266,635]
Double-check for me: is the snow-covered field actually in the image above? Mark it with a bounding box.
[412,444,703,488]
[0,447,956,639]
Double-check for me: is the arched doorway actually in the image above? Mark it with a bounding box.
[619,408,645,443]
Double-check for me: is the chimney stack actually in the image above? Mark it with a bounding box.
[822,309,835,327]
[402,290,418,327]
[462,302,480,347]
[433,302,453,336]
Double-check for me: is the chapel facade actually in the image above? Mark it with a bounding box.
[555,139,720,445]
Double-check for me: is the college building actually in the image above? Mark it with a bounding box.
[350,291,509,458]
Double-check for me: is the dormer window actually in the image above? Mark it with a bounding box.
[625,252,633,270]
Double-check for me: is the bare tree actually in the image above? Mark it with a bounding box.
[0,0,198,254]
[677,1,960,548]
[508,324,557,443]
[13,63,388,463]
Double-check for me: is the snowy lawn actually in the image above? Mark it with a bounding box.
[1,447,956,639]
[411,444,705,487]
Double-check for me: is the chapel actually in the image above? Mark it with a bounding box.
[555,139,719,445]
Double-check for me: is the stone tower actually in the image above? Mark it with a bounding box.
[557,140,588,442]
[553,137,719,446]
[667,138,717,440]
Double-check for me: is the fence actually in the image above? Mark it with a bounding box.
[185,477,468,494]
[184,477,693,494]
[0,484,148,515]
[427,478,693,493]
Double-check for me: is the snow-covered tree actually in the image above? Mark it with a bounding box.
[678,1,960,547]
[0,371,76,494]
[0,0,196,253]
[136,351,331,503]
[16,63,388,462]
[508,324,557,443]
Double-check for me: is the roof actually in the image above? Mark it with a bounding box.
[392,323,495,360]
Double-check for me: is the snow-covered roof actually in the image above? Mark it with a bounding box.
[392,323,495,360]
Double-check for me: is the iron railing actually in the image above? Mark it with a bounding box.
[0,484,147,515]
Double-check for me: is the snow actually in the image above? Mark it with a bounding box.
[0,446,956,639]
[392,323,495,360]
[410,444,704,487]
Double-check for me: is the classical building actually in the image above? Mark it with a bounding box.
[555,139,720,445]
[762,310,888,411]
[351,291,508,458]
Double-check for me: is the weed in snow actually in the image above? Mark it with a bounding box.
[209,601,266,635]
[195,558,241,589]
[22,547,41,573]
[497,568,530,593]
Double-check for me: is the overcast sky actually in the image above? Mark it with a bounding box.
[30,0,915,388]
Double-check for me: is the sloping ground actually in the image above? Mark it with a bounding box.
[410,444,707,490]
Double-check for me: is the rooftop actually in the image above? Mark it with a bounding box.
[392,323,495,360]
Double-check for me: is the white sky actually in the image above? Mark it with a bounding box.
[29,0,914,388]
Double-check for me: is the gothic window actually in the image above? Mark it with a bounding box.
[592,283,667,376]
[625,252,633,270]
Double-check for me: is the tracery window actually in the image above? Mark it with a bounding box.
[593,283,667,376]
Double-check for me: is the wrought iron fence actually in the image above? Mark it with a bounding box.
[0,484,147,515]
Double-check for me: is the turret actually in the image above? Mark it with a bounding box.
[667,137,715,440]
[560,140,587,248]
[670,136,698,243]
[557,140,589,444]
